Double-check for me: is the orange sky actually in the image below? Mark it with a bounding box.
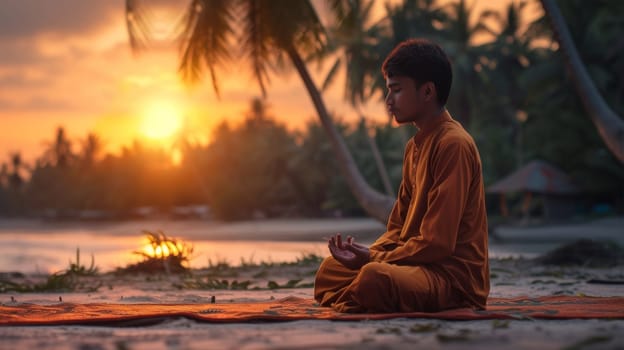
[0,0,541,164]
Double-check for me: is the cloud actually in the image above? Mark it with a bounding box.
[0,96,73,111]
[0,0,122,39]
[0,40,52,66]
[0,72,51,89]
[0,0,190,39]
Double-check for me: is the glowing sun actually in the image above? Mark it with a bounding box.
[139,101,183,140]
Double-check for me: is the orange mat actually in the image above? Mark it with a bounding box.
[1,296,623,326]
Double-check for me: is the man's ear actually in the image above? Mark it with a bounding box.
[423,82,436,102]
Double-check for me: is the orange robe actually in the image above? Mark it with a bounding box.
[314,110,490,313]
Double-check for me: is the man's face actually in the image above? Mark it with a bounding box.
[385,75,425,124]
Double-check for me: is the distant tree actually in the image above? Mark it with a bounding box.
[321,0,394,196]
[540,0,624,163]
[518,0,624,194]
[41,127,74,168]
[125,0,394,222]
[471,0,541,181]
[245,97,270,121]
[0,162,7,189]
[199,106,299,220]
[80,132,103,168]
[7,152,26,189]
[440,0,494,128]
[0,163,7,214]
[0,152,28,216]
[369,0,448,99]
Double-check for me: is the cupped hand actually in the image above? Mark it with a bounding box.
[328,233,370,270]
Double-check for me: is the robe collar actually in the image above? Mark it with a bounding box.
[412,109,453,146]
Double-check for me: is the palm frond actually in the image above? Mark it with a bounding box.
[323,0,382,105]
[269,0,326,55]
[326,0,349,24]
[239,0,272,96]
[125,0,153,52]
[236,0,327,92]
[321,58,342,92]
[177,0,235,95]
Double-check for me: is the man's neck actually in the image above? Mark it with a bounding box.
[412,106,446,130]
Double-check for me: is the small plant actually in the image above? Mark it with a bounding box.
[0,248,100,292]
[266,279,312,289]
[177,277,253,290]
[207,257,231,270]
[67,247,99,276]
[409,323,441,333]
[118,230,194,274]
[39,248,101,291]
[279,253,324,267]
[0,280,31,293]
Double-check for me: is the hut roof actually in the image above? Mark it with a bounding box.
[487,160,579,195]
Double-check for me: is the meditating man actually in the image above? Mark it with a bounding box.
[314,38,490,313]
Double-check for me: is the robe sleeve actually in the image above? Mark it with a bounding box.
[368,142,413,252]
[369,139,474,263]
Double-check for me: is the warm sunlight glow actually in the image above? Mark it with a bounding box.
[171,148,183,166]
[140,101,183,141]
[141,241,180,259]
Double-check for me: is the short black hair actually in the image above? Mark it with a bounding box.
[382,38,452,106]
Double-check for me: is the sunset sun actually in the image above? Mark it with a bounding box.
[139,101,183,141]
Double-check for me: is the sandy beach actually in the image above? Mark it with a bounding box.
[1,217,623,349]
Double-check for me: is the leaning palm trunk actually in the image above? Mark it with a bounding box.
[540,0,624,163]
[286,44,395,223]
[360,115,395,197]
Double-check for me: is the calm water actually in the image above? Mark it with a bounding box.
[0,233,328,274]
[0,218,563,274]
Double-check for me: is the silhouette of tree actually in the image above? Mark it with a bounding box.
[42,127,74,168]
[125,0,394,222]
[540,0,624,162]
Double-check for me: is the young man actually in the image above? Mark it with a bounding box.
[314,38,489,313]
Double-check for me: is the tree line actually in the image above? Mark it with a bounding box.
[0,99,413,220]
[1,0,623,220]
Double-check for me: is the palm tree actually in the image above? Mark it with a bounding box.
[321,0,381,104]
[540,0,624,163]
[382,0,447,47]
[3,153,28,216]
[42,127,73,168]
[480,1,539,169]
[368,0,447,98]
[7,152,26,189]
[0,163,7,189]
[483,1,535,106]
[245,97,270,121]
[320,0,394,197]
[126,0,394,222]
[80,133,103,168]
[440,0,494,128]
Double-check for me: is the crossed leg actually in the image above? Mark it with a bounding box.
[314,256,461,313]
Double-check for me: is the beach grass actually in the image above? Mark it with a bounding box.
[3,234,623,294]
[0,248,100,292]
[117,230,194,275]
[1,231,324,293]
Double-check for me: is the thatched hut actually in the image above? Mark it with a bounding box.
[487,160,580,219]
